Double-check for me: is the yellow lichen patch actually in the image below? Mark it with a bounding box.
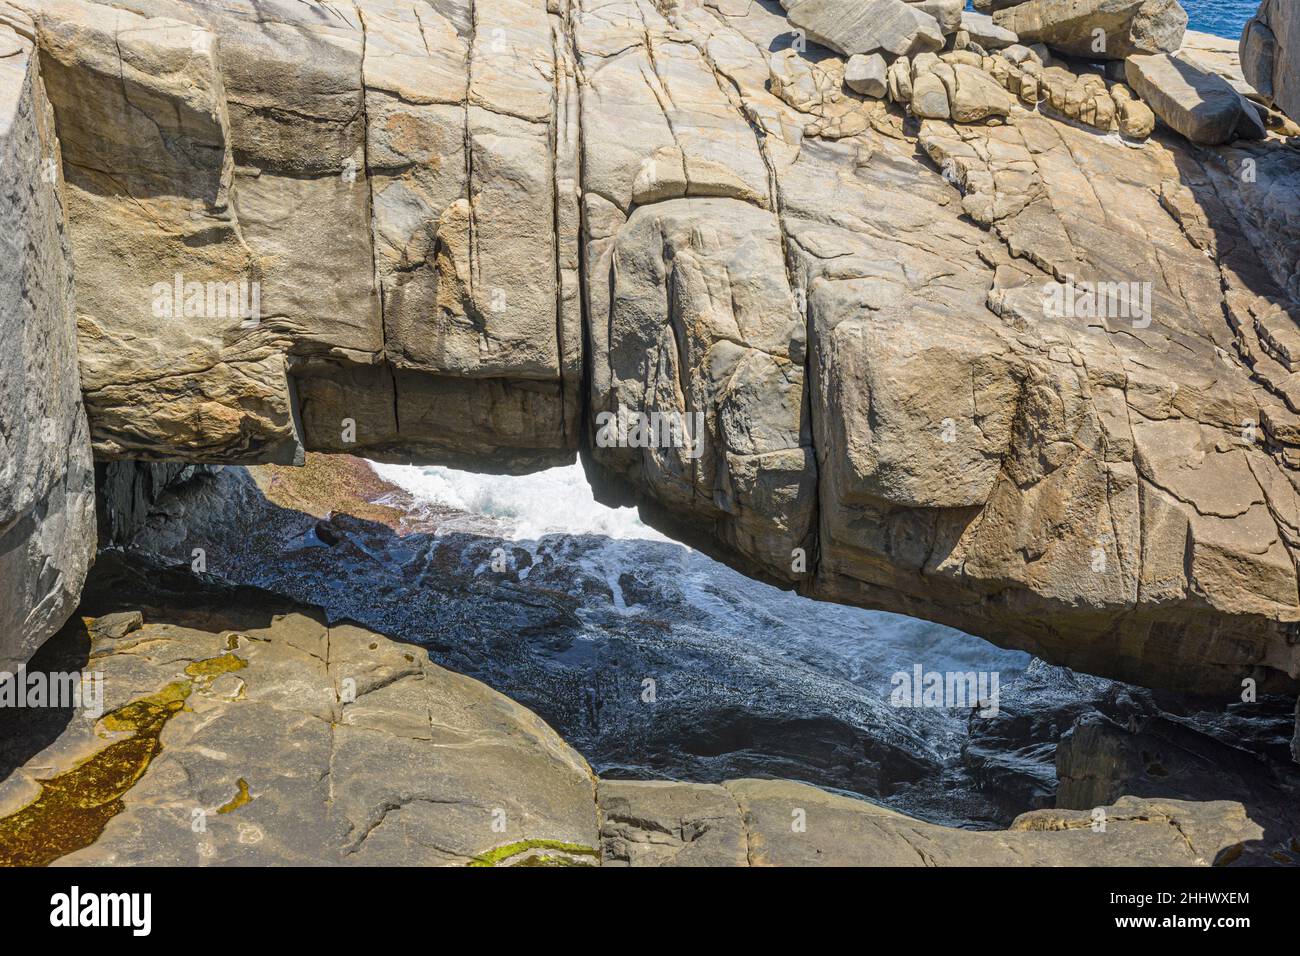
[0,681,192,867]
[217,778,252,814]
[467,839,600,867]
[184,653,248,680]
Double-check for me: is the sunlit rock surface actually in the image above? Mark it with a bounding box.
[4,0,1300,699]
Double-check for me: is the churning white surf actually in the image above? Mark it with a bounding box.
[365,458,1028,682]
[368,461,669,542]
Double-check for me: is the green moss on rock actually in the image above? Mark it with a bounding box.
[468,839,599,867]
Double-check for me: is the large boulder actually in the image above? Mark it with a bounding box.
[1126,52,1265,145]
[994,0,1187,60]
[0,9,94,672]
[1241,0,1300,120]
[905,0,963,36]
[780,0,945,58]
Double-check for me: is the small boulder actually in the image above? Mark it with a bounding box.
[961,11,1019,50]
[845,52,889,97]
[888,56,914,103]
[911,69,951,118]
[941,62,1016,122]
[1001,43,1041,66]
[1111,83,1156,138]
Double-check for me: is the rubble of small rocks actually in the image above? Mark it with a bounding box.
[787,0,1272,149]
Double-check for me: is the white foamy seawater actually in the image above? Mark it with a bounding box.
[366,459,1029,682]
[368,461,670,542]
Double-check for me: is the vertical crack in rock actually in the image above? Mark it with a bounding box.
[352,2,394,437]
[688,4,824,586]
[464,0,478,312]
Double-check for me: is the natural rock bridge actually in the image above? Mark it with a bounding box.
[5,0,1300,705]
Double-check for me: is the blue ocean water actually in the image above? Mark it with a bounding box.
[1182,0,1257,39]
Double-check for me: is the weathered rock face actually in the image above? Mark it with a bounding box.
[602,777,1264,865]
[994,0,1187,60]
[15,0,579,471]
[962,10,1020,50]
[6,0,1300,702]
[1241,0,1300,121]
[0,7,94,673]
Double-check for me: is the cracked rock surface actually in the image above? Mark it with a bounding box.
[3,0,1300,699]
[0,552,601,866]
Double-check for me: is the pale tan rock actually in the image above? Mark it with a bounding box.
[4,0,1300,703]
[724,779,1261,866]
[911,70,951,118]
[1128,52,1262,146]
[780,0,945,58]
[888,55,914,103]
[845,52,888,97]
[940,62,1015,122]
[905,0,962,36]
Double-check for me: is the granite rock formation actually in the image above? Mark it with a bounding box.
[993,0,1187,60]
[2,0,1300,706]
[0,7,94,674]
[1241,0,1300,121]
